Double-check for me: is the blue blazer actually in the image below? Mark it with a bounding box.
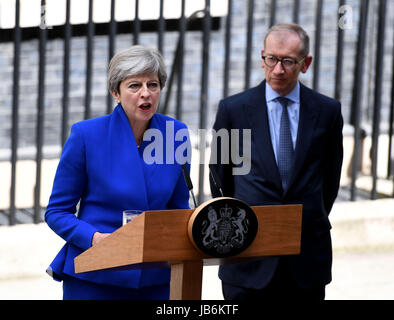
[45,105,190,289]
[210,81,343,289]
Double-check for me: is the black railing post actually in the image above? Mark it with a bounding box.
[370,0,387,200]
[198,0,211,205]
[133,0,140,45]
[34,0,48,223]
[244,0,254,91]
[84,0,94,120]
[270,0,277,27]
[160,10,204,115]
[388,30,394,183]
[350,0,370,201]
[158,0,165,53]
[223,0,232,98]
[61,0,71,147]
[175,0,186,121]
[313,0,323,91]
[10,0,21,225]
[107,0,117,115]
[334,0,345,101]
[293,0,300,24]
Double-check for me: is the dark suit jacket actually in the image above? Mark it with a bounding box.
[210,80,343,289]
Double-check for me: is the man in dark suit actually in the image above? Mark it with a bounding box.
[209,23,343,300]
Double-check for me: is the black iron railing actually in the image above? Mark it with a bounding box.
[1,0,394,225]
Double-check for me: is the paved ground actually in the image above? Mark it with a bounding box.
[1,135,394,300]
[1,199,393,300]
[202,249,394,300]
[0,248,393,300]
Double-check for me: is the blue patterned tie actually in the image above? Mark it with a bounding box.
[277,97,294,190]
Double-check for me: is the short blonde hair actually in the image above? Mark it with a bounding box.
[108,45,167,94]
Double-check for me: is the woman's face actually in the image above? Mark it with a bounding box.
[112,73,161,125]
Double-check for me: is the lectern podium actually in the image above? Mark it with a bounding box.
[74,199,302,300]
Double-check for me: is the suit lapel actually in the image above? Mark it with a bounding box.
[286,83,320,192]
[109,106,150,210]
[243,81,282,190]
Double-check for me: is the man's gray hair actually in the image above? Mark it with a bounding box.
[108,45,167,94]
[264,23,310,57]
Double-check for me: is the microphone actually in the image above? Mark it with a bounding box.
[209,164,224,197]
[181,164,197,208]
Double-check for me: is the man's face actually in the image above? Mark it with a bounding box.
[261,30,312,96]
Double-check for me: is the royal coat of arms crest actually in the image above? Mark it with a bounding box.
[189,198,258,258]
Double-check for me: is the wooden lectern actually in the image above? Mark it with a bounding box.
[74,202,302,300]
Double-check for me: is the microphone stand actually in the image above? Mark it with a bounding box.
[181,165,198,208]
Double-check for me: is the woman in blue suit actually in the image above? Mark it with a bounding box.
[45,45,191,300]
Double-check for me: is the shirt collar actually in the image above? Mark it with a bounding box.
[265,81,300,104]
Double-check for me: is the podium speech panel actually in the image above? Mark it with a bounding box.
[74,197,302,300]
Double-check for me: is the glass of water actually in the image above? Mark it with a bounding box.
[122,209,143,225]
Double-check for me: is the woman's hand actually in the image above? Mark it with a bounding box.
[91,232,110,246]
